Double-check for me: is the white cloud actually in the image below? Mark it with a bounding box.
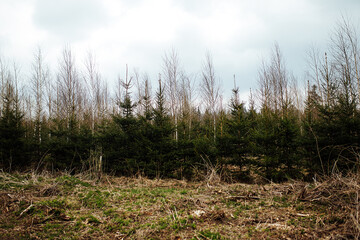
[0,0,46,72]
[0,0,359,99]
[33,0,108,41]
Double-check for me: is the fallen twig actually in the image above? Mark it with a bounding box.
[19,202,33,217]
[226,195,260,201]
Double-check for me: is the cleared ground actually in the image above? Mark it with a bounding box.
[0,172,356,239]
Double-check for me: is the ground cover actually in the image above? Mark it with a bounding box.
[0,172,357,239]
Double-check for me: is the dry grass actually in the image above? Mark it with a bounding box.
[296,174,360,239]
[0,170,357,239]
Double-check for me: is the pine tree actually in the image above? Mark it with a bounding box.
[0,80,26,170]
[104,65,140,175]
[151,77,175,178]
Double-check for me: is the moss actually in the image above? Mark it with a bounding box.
[38,198,67,209]
[81,190,107,209]
[56,175,92,190]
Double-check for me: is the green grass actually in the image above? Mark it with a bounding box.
[0,172,350,239]
[56,175,92,189]
[81,190,108,208]
[38,198,67,209]
[195,230,225,240]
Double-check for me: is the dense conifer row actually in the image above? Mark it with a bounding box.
[1,18,360,181]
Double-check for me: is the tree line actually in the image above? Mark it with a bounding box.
[1,17,360,182]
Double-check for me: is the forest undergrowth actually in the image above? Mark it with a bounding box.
[0,170,359,239]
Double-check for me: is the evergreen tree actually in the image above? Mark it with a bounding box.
[150,78,175,178]
[48,117,92,172]
[0,80,26,170]
[302,84,327,175]
[253,109,302,181]
[103,66,140,175]
[304,86,360,175]
[217,84,251,180]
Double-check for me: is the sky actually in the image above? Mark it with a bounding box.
[0,0,360,104]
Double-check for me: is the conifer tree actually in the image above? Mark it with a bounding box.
[0,78,26,170]
[151,76,175,178]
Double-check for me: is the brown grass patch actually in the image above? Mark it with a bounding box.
[0,171,357,239]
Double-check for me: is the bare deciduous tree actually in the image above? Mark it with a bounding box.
[330,16,359,104]
[307,46,336,108]
[257,60,271,113]
[56,46,82,130]
[133,68,144,116]
[163,48,181,141]
[201,52,220,142]
[179,72,196,139]
[0,56,10,118]
[114,74,123,115]
[31,47,49,145]
[257,43,294,117]
[84,51,108,131]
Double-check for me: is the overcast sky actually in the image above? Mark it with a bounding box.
[0,0,359,103]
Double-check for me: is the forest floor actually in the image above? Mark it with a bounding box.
[0,171,357,239]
